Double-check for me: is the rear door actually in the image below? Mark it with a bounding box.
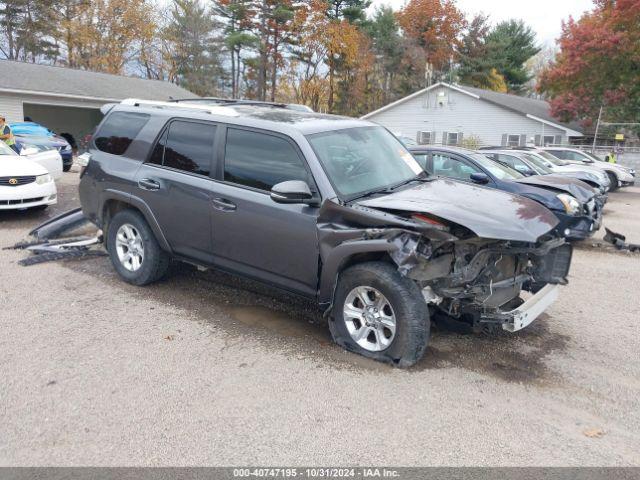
[208,126,320,297]
[135,119,220,264]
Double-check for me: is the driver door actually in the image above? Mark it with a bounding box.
[207,126,320,297]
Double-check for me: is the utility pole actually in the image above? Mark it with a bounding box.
[592,105,604,154]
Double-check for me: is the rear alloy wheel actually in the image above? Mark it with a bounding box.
[330,261,430,367]
[107,209,170,286]
[114,223,144,272]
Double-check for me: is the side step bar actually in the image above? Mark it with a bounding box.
[28,207,89,240]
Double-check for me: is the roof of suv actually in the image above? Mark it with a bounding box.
[112,100,375,136]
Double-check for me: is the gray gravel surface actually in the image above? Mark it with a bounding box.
[1,172,639,466]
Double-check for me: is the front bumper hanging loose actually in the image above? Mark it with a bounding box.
[482,284,560,333]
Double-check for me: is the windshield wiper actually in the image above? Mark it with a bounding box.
[347,172,430,203]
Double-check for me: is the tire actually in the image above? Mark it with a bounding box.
[106,209,170,286]
[329,261,430,368]
[607,171,619,191]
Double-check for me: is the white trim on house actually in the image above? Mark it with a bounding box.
[361,82,479,119]
[526,114,582,137]
[0,87,122,103]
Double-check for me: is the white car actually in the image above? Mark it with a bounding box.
[543,147,635,189]
[0,141,57,210]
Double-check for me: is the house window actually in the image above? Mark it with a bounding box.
[543,135,555,146]
[418,131,431,145]
[507,135,521,147]
[447,132,460,146]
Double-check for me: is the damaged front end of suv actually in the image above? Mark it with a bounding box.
[319,179,572,335]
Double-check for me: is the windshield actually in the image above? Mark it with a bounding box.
[522,154,553,173]
[535,150,567,166]
[469,153,524,179]
[0,141,18,156]
[307,126,423,198]
[582,151,604,162]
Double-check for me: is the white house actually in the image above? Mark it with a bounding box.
[0,60,195,146]
[362,82,583,147]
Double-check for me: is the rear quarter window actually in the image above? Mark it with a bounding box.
[94,112,150,155]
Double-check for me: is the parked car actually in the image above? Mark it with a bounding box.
[409,146,602,240]
[481,149,610,195]
[543,147,635,190]
[10,122,74,172]
[78,99,573,367]
[500,148,613,192]
[0,141,57,210]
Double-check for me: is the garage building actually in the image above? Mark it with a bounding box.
[0,59,195,149]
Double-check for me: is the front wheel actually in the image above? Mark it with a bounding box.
[329,261,430,368]
[106,209,170,286]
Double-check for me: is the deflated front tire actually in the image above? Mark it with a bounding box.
[330,261,431,367]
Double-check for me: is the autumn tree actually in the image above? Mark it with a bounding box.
[324,0,370,111]
[396,0,466,92]
[485,19,539,93]
[539,0,640,128]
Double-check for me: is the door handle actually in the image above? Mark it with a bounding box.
[211,197,237,212]
[138,178,160,191]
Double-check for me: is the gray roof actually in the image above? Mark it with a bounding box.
[0,60,196,101]
[456,84,583,134]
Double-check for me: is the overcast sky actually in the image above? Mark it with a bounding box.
[370,0,594,44]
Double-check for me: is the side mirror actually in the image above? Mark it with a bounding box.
[20,147,39,156]
[270,180,315,205]
[470,172,490,184]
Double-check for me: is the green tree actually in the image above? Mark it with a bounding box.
[0,0,57,61]
[164,0,224,96]
[486,19,540,93]
[365,5,403,104]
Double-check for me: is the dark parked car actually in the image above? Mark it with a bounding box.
[10,122,74,171]
[409,146,602,241]
[79,100,572,367]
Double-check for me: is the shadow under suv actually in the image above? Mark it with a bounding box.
[79,99,572,367]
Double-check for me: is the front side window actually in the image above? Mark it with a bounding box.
[148,120,216,177]
[307,126,422,198]
[431,153,481,180]
[224,128,308,191]
[470,153,523,179]
[95,112,149,155]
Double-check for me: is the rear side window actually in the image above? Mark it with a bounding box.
[94,112,149,155]
[148,120,216,177]
[224,128,308,191]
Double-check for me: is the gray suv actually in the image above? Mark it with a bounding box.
[79,99,572,367]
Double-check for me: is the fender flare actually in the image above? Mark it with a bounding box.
[318,239,396,308]
[100,189,172,252]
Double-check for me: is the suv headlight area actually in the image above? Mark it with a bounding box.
[36,173,53,185]
[557,194,581,215]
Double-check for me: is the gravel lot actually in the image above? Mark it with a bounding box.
[1,171,639,466]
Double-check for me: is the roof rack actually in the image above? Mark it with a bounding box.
[120,98,240,117]
[171,97,289,108]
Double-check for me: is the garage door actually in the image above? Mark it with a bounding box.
[23,103,103,151]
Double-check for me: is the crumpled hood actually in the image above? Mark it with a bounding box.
[515,175,596,203]
[357,178,559,243]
